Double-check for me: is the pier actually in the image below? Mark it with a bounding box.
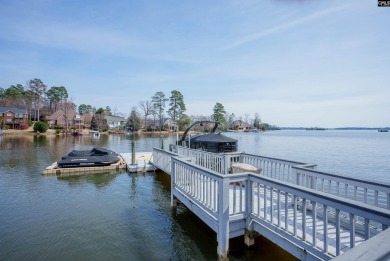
[151,145,390,260]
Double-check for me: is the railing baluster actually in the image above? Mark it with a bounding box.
[233,182,237,214]
[206,177,210,207]
[214,180,217,211]
[336,209,340,256]
[293,195,297,236]
[302,199,307,241]
[285,192,288,231]
[324,205,328,253]
[388,193,390,210]
[264,185,267,220]
[345,183,348,198]
[257,183,261,217]
[364,188,368,204]
[277,189,281,228]
[365,218,370,240]
[240,181,243,213]
[350,213,355,248]
[270,187,274,224]
[312,201,317,247]
[375,190,379,207]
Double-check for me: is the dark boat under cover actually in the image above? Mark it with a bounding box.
[57,147,120,168]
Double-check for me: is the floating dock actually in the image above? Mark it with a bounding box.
[43,152,155,176]
[42,155,127,176]
[120,152,156,173]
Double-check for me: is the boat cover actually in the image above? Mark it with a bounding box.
[57,147,120,168]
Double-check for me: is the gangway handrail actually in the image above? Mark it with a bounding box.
[168,146,390,210]
[170,155,390,260]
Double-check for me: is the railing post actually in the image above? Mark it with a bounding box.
[295,168,300,186]
[224,154,230,174]
[245,175,255,247]
[246,175,253,228]
[217,177,230,259]
[171,158,177,207]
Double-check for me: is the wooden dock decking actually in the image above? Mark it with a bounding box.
[151,146,390,260]
[120,152,156,173]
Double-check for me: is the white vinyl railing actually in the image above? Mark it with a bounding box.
[170,156,390,260]
[170,145,312,178]
[172,145,230,174]
[167,146,390,211]
[152,148,178,174]
[239,153,316,183]
[293,166,390,210]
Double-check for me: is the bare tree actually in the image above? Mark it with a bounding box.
[27,78,47,121]
[244,114,250,124]
[59,97,75,131]
[139,100,153,130]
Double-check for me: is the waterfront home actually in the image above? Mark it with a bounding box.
[0,107,28,129]
[104,115,126,129]
[146,117,176,131]
[46,110,84,129]
[232,120,251,131]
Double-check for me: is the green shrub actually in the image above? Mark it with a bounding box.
[27,120,33,126]
[33,121,49,133]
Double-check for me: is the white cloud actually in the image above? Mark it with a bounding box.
[222,5,349,50]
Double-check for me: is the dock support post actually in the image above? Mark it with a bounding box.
[217,177,230,260]
[244,230,257,247]
[131,141,135,165]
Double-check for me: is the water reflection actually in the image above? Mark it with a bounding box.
[57,171,121,189]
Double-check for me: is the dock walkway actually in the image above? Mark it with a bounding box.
[151,145,390,260]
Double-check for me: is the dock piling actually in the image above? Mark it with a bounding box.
[131,141,135,165]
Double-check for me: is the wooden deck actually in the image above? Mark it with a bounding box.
[152,146,390,260]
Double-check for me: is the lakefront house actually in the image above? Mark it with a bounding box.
[0,107,28,129]
[46,110,84,129]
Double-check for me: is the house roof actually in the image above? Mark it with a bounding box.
[233,120,251,127]
[105,116,126,123]
[0,107,27,114]
[46,110,83,120]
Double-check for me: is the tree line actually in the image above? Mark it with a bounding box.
[1,79,277,132]
[126,91,277,132]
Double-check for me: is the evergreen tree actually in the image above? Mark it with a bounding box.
[211,102,227,130]
[167,90,186,127]
[46,86,68,112]
[151,91,168,131]
[127,108,142,131]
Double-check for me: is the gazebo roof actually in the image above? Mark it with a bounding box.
[190,133,237,143]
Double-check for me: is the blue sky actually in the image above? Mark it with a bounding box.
[0,0,389,128]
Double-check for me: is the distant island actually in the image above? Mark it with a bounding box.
[279,127,390,131]
[305,127,327,131]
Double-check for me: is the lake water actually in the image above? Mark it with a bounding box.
[0,130,389,260]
